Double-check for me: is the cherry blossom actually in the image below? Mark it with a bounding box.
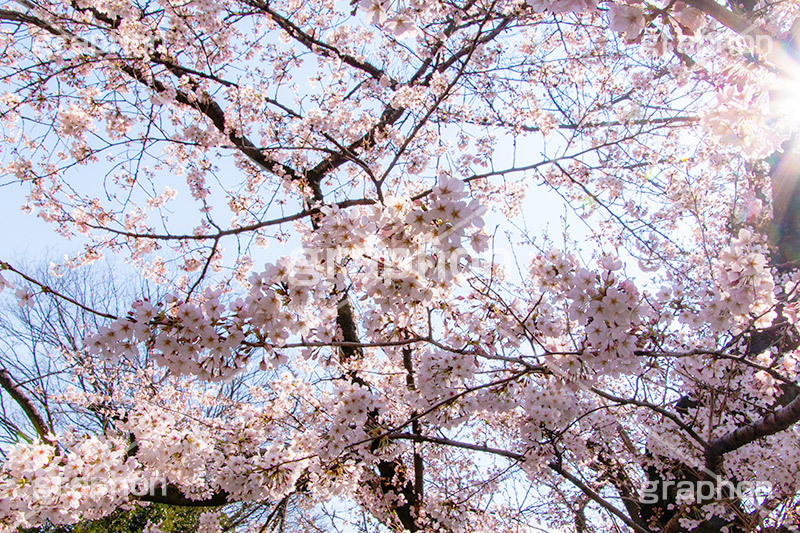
[0,0,799,531]
[608,3,645,40]
[359,0,390,25]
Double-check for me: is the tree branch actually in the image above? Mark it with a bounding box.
[137,484,230,507]
[549,461,652,533]
[706,390,800,470]
[0,367,56,447]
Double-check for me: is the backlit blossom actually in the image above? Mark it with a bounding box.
[608,3,645,39]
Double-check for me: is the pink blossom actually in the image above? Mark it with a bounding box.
[608,3,645,39]
[359,0,390,25]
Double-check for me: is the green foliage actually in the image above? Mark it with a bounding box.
[20,503,208,533]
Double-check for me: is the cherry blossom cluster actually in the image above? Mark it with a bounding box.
[680,229,776,334]
[0,436,138,529]
[418,348,477,402]
[84,266,338,379]
[530,251,645,377]
[357,0,430,39]
[3,0,800,529]
[322,384,381,459]
[305,175,487,317]
[0,369,330,529]
[519,378,581,444]
[703,84,796,160]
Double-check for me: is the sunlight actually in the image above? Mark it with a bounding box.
[769,47,800,128]
[775,73,800,124]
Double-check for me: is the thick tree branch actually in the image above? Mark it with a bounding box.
[681,0,755,34]
[706,391,800,470]
[137,484,230,507]
[0,367,56,447]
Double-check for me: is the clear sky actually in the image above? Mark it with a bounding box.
[0,181,76,258]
